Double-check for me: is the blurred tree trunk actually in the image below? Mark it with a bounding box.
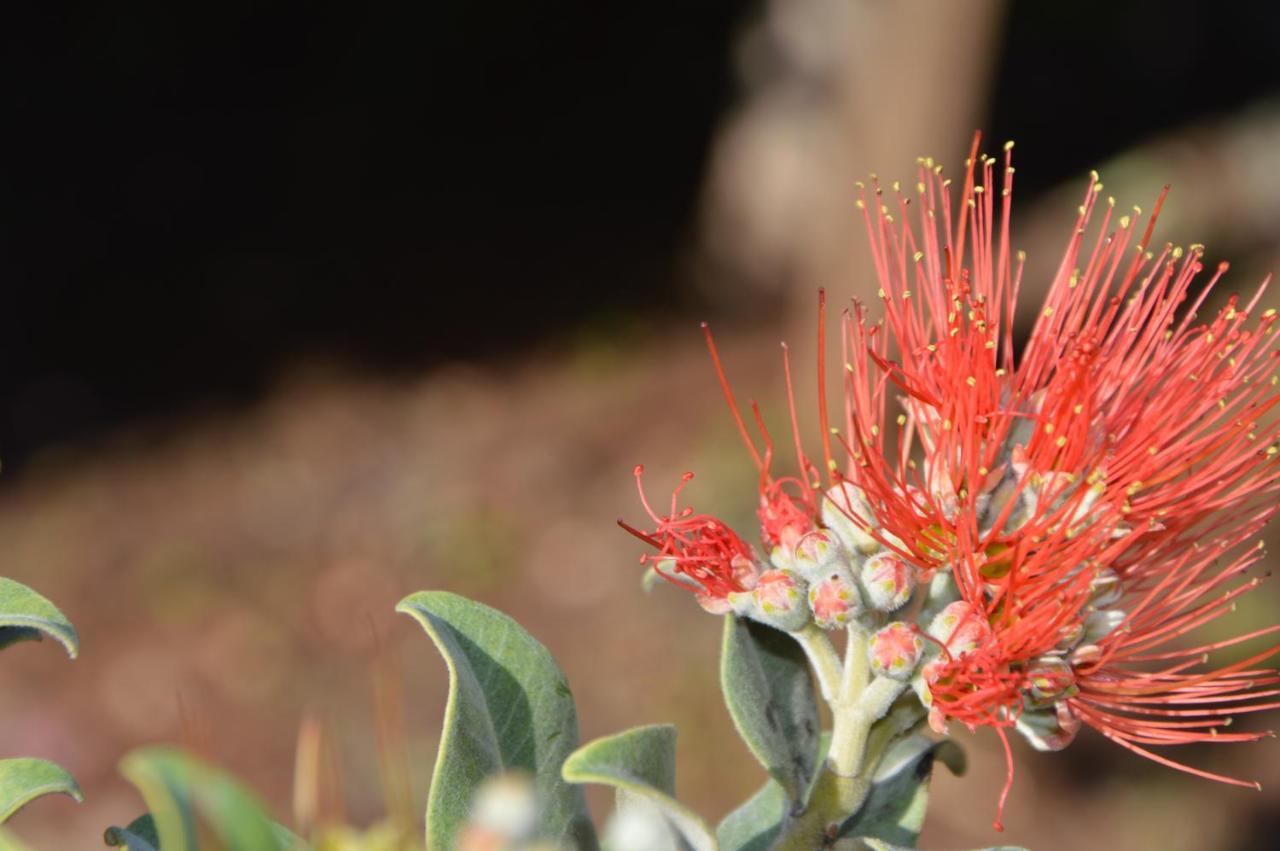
[697,0,1005,320]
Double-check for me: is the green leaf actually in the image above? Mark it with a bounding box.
[717,731,830,851]
[840,736,965,848]
[719,617,820,804]
[0,578,78,658]
[716,779,786,851]
[397,591,596,851]
[0,758,82,824]
[562,724,716,851]
[118,747,283,851]
[103,812,306,851]
[104,814,160,850]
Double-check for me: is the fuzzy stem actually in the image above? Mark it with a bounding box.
[794,623,844,705]
[827,625,871,777]
[770,631,928,849]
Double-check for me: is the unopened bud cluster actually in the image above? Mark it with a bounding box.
[726,483,922,641]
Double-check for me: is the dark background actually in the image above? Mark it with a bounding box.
[3,1,1279,473]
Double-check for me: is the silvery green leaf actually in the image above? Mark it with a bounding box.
[0,758,82,824]
[398,591,596,851]
[563,724,716,851]
[0,578,78,658]
[715,778,786,851]
[720,616,820,804]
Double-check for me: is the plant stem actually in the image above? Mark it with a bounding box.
[794,624,843,704]
[772,629,926,849]
[827,625,870,777]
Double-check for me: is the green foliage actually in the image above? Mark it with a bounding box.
[838,735,966,848]
[103,814,161,851]
[0,760,82,824]
[396,591,596,851]
[0,579,81,830]
[715,779,786,851]
[719,617,820,806]
[0,578,78,658]
[562,724,716,851]
[115,748,286,851]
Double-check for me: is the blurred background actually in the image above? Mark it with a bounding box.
[3,1,1280,848]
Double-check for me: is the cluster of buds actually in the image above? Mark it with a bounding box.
[623,132,1280,826]
[621,469,924,640]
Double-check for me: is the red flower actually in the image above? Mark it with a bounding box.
[701,324,820,556]
[618,465,759,613]
[623,129,1280,828]
[844,134,1280,824]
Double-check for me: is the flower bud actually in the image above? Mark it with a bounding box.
[860,551,917,611]
[927,465,960,521]
[1069,643,1102,666]
[1089,567,1123,608]
[911,660,939,708]
[738,569,809,632]
[821,482,880,555]
[1082,607,1125,644]
[926,600,989,656]
[807,568,862,629]
[1025,655,1078,704]
[1055,620,1084,651]
[868,622,924,681]
[791,530,847,582]
[1014,701,1081,752]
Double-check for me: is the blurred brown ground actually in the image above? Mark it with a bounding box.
[2,317,1278,850]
